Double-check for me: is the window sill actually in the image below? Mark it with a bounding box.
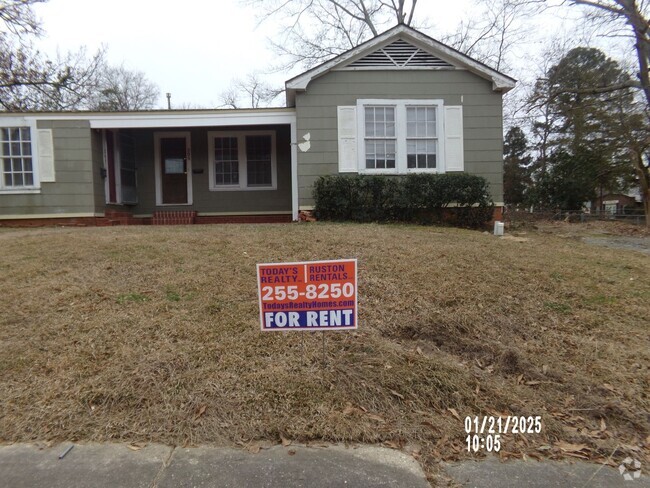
[357,168,441,175]
[209,186,277,192]
[0,188,41,195]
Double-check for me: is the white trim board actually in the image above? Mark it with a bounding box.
[0,212,101,220]
[2,111,297,129]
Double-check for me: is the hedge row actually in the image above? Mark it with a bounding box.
[312,173,494,228]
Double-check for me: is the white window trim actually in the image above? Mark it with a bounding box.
[154,131,193,206]
[0,119,41,194]
[356,99,445,175]
[207,130,277,192]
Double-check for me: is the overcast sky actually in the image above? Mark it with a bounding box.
[31,0,613,110]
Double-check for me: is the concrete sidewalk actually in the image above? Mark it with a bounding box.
[0,442,430,488]
[444,456,650,488]
[1,442,648,487]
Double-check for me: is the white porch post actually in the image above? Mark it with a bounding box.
[290,119,299,221]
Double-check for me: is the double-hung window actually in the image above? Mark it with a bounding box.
[208,131,276,191]
[364,106,396,170]
[1,127,34,188]
[406,106,437,170]
[356,99,445,174]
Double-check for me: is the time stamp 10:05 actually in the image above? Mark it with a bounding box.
[465,416,542,452]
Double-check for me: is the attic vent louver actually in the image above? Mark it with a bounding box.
[346,39,453,68]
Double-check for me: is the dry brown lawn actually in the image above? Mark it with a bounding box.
[1,222,648,482]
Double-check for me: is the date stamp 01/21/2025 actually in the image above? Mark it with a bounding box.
[464,416,542,453]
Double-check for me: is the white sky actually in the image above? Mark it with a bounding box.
[31,0,620,110]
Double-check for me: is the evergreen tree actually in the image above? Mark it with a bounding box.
[503,126,532,205]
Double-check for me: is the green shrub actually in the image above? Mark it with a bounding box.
[313,173,494,228]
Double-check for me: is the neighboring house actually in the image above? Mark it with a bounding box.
[0,25,515,226]
[591,192,644,215]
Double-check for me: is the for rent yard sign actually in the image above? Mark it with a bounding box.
[256,259,357,331]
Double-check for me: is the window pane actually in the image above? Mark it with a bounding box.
[22,142,31,156]
[10,128,20,141]
[365,107,375,123]
[1,143,8,157]
[24,158,32,172]
[12,158,22,172]
[13,173,23,186]
[20,127,31,141]
[25,173,33,186]
[2,159,10,172]
[246,135,272,187]
[407,107,437,138]
[365,107,396,139]
[214,137,239,186]
[365,140,375,169]
[407,154,416,168]
[4,173,11,186]
[407,138,436,170]
[427,108,436,137]
[1,129,8,141]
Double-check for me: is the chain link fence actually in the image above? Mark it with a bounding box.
[505,208,647,226]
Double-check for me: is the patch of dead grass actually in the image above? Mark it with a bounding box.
[0,223,648,481]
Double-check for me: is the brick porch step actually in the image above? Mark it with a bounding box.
[152,211,197,225]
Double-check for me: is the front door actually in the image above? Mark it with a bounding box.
[159,135,190,204]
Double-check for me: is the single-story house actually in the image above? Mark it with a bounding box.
[590,192,644,215]
[0,24,515,226]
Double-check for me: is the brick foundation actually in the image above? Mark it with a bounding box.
[194,214,292,224]
[0,216,103,227]
[0,211,293,227]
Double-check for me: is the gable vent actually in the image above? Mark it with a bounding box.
[346,39,453,68]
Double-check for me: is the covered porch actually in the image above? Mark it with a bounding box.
[90,108,298,225]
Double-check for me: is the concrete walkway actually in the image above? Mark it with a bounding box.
[0,442,430,488]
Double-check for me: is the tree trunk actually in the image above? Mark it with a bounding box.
[633,151,650,227]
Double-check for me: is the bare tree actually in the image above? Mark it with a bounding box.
[218,73,283,109]
[0,0,44,37]
[243,0,419,70]
[0,0,109,111]
[564,0,650,225]
[443,0,546,73]
[0,40,106,111]
[92,64,159,111]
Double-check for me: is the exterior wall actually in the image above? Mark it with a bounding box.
[294,69,504,207]
[0,119,97,217]
[121,125,292,216]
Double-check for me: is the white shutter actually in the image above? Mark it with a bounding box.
[37,129,55,182]
[337,106,358,172]
[444,106,464,172]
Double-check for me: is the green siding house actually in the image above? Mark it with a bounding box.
[0,25,515,226]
